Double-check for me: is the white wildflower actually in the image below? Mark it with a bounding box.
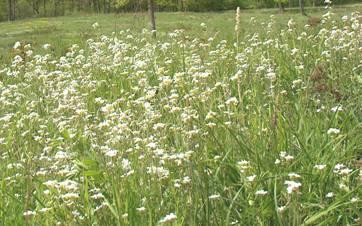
[285,180,302,194]
[326,192,334,198]
[247,175,256,182]
[43,44,51,50]
[136,207,146,212]
[159,213,177,224]
[209,194,221,200]
[255,190,268,196]
[314,164,326,170]
[288,173,301,179]
[13,41,21,49]
[92,22,99,29]
[277,206,287,213]
[23,210,36,217]
[327,128,340,135]
[105,149,118,157]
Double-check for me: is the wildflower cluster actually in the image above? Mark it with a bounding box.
[0,9,361,226]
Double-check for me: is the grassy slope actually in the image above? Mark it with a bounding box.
[0,4,361,64]
[0,4,361,226]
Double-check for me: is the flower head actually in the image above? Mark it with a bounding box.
[159,213,177,224]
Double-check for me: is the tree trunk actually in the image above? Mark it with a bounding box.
[43,0,46,16]
[12,0,16,20]
[33,0,40,15]
[32,0,35,14]
[8,0,13,21]
[147,0,156,38]
[54,0,57,16]
[278,1,284,13]
[89,0,92,12]
[71,0,74,13]
[91,0,98,13]
[299,0,306,16]
[93,0,99,13]
[62,0,65,15]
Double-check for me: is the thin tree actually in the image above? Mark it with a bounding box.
[8,0,13,21]
[299,0,306,15]
[278,2,284,12]
[43,0,46,16]
[147,0,156,38]
[54,0,57,16]
[9,0,16,21]
[61,0,65,15]
[275,0,285,13]
[8,0,14,21]
[13,0,16,20]
[32,0,40,15]
[179,0,184,11]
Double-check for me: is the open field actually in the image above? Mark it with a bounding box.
[0,4,362,63]
[0,4,361,226]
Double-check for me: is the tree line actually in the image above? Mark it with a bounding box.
[0,0,359,22]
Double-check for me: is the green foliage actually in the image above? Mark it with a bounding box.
[114,0,130,9]
[157,0,177,10]
[274,0,288,4]
[0,0,361,21]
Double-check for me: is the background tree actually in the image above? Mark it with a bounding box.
[8,0,16,21]
[0,0,361,22]
[0,1,6,20]
[148,0,156,37]
[275,0,288,12]
[299,0,306,15]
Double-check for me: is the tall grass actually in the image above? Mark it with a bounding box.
[0,6,361,226]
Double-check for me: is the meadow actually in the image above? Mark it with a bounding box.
[0,3,361,63]
[0,3,361,226]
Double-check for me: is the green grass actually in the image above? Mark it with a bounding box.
[0,4,361,226]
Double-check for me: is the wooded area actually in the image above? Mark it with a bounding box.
[0,0,359,22]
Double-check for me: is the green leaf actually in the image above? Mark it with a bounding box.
[83,170,102,177]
